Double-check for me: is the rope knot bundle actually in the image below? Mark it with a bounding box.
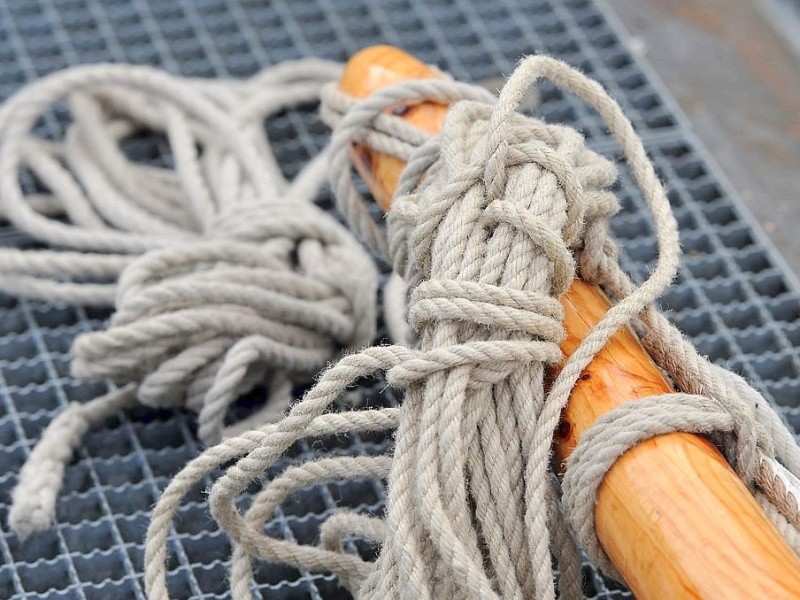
[345,75,627,600]
[143,55,800,600]
[70,195,375,443]
[3,60,378,537]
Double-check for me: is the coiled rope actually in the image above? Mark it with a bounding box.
[3,59,378,537]
[143,55,800,598]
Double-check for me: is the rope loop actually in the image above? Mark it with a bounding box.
[562,393,734,578]
[6,59,379,538]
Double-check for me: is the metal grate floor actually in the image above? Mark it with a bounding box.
[1,0,799,598]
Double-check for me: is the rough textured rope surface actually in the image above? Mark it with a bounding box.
[144,55,800,599]
[3,60,378,537]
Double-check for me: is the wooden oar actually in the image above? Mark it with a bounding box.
[337,45,800,599]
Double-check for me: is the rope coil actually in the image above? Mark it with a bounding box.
[138,54,800,597]
[3,60,378,537]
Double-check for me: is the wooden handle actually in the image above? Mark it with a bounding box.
[339,45,449,211]
[339,45,800,599]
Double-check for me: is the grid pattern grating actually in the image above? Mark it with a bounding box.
[0,0,799,598]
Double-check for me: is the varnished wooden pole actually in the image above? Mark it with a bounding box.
[339,45,800,599]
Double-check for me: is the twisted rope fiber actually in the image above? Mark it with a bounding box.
[1,60,379,538]
[144,56,800,599]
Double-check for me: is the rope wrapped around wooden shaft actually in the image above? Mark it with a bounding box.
[1,60,378,538]
[144,56,800,599]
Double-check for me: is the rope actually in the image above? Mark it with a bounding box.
[144,54,800,598]
[3,60,378,538]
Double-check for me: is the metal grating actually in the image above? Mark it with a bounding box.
[0,0,798,598]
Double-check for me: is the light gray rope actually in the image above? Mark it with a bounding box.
[3,60,379,538]
[11,384,138,538]
[144,346,408,599]
[145,54,800,599]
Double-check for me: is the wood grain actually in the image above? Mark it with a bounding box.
[339,45,800,599]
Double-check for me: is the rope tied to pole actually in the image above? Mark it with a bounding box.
[3,60,378,538]
[144,55,800,598]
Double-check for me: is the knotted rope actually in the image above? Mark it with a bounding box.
[3,60,378,537]
[144,55,800,599]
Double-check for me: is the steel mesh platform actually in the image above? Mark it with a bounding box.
[1,0,799,598]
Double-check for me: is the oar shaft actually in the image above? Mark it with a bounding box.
[338,45,800,599]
